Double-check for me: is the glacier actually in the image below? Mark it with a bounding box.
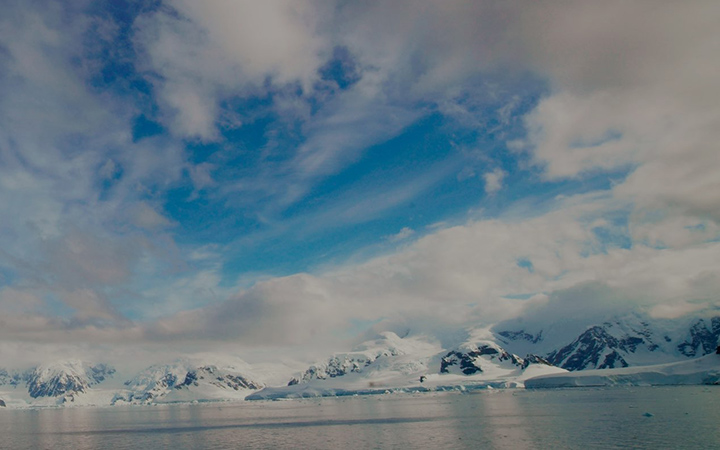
[525,352,720,388]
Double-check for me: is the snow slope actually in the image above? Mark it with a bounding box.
[247,331,566,400]
[287,331,439,385]
[525,352,720,388]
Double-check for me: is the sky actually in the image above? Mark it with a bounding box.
[0,0,719,366]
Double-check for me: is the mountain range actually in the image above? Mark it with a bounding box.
[495,313,720,370]
[1,312,719,407]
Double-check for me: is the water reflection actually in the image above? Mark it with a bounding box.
[471,390,537,449]
[1,387,719,449]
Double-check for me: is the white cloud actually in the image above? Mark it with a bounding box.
[630,215,720,250]
[483,168,506,194]
[131,0,720,224]
[0,288,43,314]
[0,2,195,334]
[329,1,720,228]
[134,0,329,140]
[1,0,719,360]
[59,288,124,323]
[649,301,707,320]
[130,203,175,230]
[388,227,414,242]
[139,267,227,320]
[509,1,720,227]
[136,189,720,350]
[2,190,719,358]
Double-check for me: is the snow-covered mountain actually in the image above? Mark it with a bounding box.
[676,317,720,357]
[0,356,263,407]
[440,340,553,376]
[114,357,264,405]
[288,331,432,385]
[2,312,720,407]
[495,313,720,371]
[26,361,115,401]
[0,361,115,406]
[248,330,565,399]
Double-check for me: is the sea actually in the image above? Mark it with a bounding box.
[1,386,719,449]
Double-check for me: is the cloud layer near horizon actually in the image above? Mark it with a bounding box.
[0,0,719,361]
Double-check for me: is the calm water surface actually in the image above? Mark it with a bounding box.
[1,386,719,449]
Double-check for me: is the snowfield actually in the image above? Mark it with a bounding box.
[525,353,720,388]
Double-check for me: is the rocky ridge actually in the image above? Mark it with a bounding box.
[496,315,720,371]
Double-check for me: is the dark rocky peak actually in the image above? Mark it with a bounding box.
[440,351,483,375]
[520,354,553,370]
[88,363,115,384]
[178,365,263,391]
[440,342,524,375]
[677,317,720,357]
[547,326,632,371]
[496,330,543,344]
